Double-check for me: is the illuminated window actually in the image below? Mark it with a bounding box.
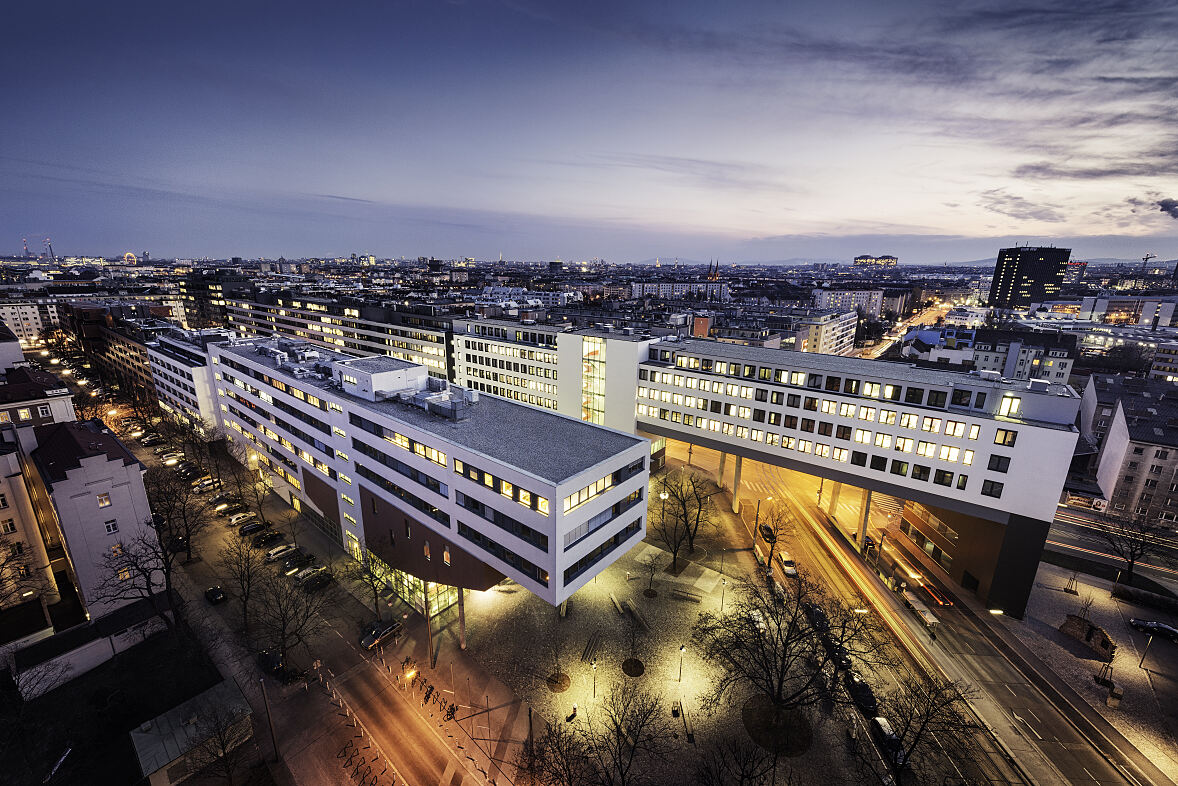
[97,492,112,508]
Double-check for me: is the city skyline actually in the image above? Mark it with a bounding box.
[4,1,1177,262]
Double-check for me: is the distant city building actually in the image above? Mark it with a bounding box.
[1149,343,1178,383]
[480,286,581,308]
[852,254,898,268]
[629,281,730,301]
[794,310,857,356]
[1030,296,1178,328]
[1063,259,1088,285]
[901,328,1076,382]
[811,288,884,319]
[943,307,991,329]
[178,270,254,329]
[0,300,61,344]
[987,246,1071,309]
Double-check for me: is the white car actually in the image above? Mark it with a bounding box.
[229,512,257,527]
[778,552,798,578]
[266,543,299,563]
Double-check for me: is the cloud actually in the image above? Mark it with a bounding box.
[978,189,1064,222]
[1160,199,1178,219]
[550,152,790,193]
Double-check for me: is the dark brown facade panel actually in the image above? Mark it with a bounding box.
[358,484,504,590]
[301,468,342,526]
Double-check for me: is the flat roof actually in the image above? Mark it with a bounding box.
[340,355,418,373]
[653,338,1077,397]
[217,341,642,484]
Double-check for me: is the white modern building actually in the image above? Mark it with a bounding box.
[635,339,1079,616]
[811,288,884,319]
[0,300,61,343]
[211,338,649,608]
[630,281,730,301]
[794,310,857,356]
[147,328,233,434]
[451,319,657,434]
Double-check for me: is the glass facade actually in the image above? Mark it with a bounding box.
[581,336,606,425]
[367,549,458,616]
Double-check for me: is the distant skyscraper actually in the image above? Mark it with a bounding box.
[987,246,1070,309]
[1063,258,1086,285]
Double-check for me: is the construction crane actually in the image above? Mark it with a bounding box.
[43,237,55,261]
[1142,252,1157,272]
[21,237,30,258]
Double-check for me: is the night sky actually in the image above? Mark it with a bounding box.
[4,1,1176,263]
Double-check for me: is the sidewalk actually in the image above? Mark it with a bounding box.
[1000,562,1178,780]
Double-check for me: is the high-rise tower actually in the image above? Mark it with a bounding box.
[987,246,1070,309]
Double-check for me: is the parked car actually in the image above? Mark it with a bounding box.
[803,602,830,633]
[359,620,404,650]
[252,530,285,549]
[1128,619,1178,642]
[212,497,242,512]
[193,478,221,493]
[758,524,777,544]
[778,552,798,578]
[166,535,189,554]
[282,550,317,575]
[140,435,165,447]
[189,475,213,487]
[205,586,227,605]
[842,671,878,717]
[220,503,248,518]
[229,511,257,527]
[152,445,173,455]
[209,493,237,507]
[302,571,332,593]
[293,565,327,585]
[266,543,299,563]
[256,649,304,683]
[870,717,907,766]
[238,520,265,536]
[824,641,853,671]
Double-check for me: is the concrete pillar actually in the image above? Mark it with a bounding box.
[827,481,842,518]
[858,489,872,549]
[731,455,743,514]
[717,452,728,489]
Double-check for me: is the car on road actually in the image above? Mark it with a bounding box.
[238,520,265,536]
[266,543,299,563]
[758,524,777,544]
[282,550,316,575]
[842,671,878,717]
[252,530,285,549]
[1129,618,1178,642]
[228,511,257,527]
[778,552,798,578]
[359,620,404,650]
[220,503,248,518]
[870,717,907,766]
[824,641,853,671]
[302,571,332,593]
[205,586,227,605]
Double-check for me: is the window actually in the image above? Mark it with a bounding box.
[1132,446,1144,455]
[854,429,872,444]
[951,389,972,407]
[911,465,931,481]
[899,413,919,429]
[987,455,1010,473]
[917,441,936,458]
[859,407,876,421]
[939,445,960,462]
[994,429,1018,447]
[870,455,888,471]
[17,408,30,421]
[904,387,925,404]
[104,519,119,534]
[921,417,942,433]
[875,433,892,449]
[0,519,14,534]
[97,493,112,508]
[981,480,1004,498]
[864,382,881,397]
[879,410,897,426]
[890,460,909,476]
[896,437,915,453]
[1157,450,1171,460]
[944,421,965,438]
[851,451,867,466]
[0,493,7,509]
[968,424,980,440]
[443,545,451,566]
[998,396,1021,417]
[37,405,50,418]
[933,469,954,487]
[956,475,968,490]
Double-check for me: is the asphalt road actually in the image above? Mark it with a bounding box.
[1050,508,1178,586]
[672,440,1144,785]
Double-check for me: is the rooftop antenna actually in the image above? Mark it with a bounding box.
[1141,252,1157,272]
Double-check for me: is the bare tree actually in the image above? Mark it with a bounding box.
[695,735,786,786]
[690,576,882,724]
[91,526,178,633]
[638,552,662,596]
[649,484,690,574]
[144,465,214,563]
[582,679,674,786]
[254,569,332,668]
[0,544,54,613]
[339,542,390,619]
[217,535,267,632]
[756,503,794,578]
[186,696,254,785]
[278,508,307,549]
[1097,511,1169,587]
[519,715,595,786]
[72,390,105,422]
[224,439,271,526]
[856,671,980,786]
[664,469,718,554]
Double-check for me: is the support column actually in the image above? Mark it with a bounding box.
[731,455,743,514]
[858,489,872,549]
[458,587,467,650]
[424,583,436,668]
[826,481,843,518]
[717,452,728,489]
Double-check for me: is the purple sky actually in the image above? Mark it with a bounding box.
[4,0,1177,263]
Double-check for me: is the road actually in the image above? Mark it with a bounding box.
[1050,508,1178,585]
[672,439,1167,786]
[855,303,952,360]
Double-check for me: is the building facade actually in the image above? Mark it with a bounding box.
[635,339,1079,616]
[211,338,650,607]
[794,310,857,356]
[987,246,1071,309]
[147,329,233,434]
[811,288,884,319]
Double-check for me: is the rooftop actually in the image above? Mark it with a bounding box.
[217,340,643,484]
[31,420,140,483]
[0,367,72,403]
[340,355,418,374]
[130,680,251,777]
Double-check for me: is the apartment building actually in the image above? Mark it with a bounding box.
[450,318,657,434]
[0,367,77,452]
[28,421,154,619]
[210,338,649,607]
[0,445,59,617]
[147,328,234,434]
[811,288,884,319]
[480,287,581,308]
[225,291,451,378]
[794,310,857,356]
[0,300,61,343]
[635,339,1079,616]
[1031,296,1178,327]
[629,281,730,301]
[901,328,1076,382]
[178,270,255,328]
[1148,343,1178,383]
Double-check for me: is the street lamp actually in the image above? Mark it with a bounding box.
[720,577,727,613]
[659,475,669,522]
[678,645,686,682]
[592,659,597,697]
